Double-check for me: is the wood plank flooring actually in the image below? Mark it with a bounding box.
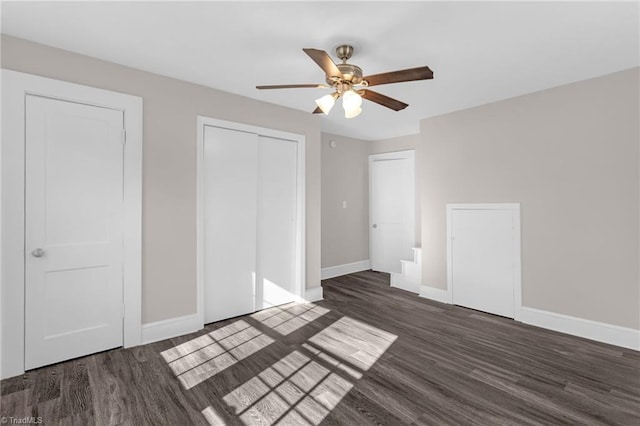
[2,270,639,425]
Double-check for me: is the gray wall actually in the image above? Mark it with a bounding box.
[420,68,639,329]
[1,35,322,324]
[369,134,420,155]
[321,133,369,268]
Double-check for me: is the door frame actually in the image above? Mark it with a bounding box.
[1,69,143,379]
[196,116,306,326]
[446,203,522,320]
[368,150,415,272]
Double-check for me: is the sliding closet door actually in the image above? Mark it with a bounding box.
[203,126,258,323]
[256,136,298,309]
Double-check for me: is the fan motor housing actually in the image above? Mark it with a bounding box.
[327,63,363,85]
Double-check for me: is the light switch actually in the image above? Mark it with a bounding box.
[342,201,347,208]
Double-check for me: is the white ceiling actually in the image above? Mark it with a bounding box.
[2,1,638,140]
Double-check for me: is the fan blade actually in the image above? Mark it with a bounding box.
[360,90,408,111]
[364,66,433,87]
[256,84,327,89]
[303,48,343,78]
[312,106,323,114]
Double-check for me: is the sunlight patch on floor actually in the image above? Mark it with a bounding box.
[222,350,353,425]
[301,343,362,380]
[251,302,330,335]
[201,316,399,425]
[308,316,397,371]
[161,319,274,389]
[201,406,225,425]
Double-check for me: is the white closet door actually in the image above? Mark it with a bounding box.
[25,95,124,370]
[451,209,515,318]
[256,136,298,309]
[204,126,258,323]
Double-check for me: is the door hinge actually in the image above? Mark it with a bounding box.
[121,128,127,145]
[121,303,126,319]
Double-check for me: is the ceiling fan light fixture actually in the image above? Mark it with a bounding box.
[342,90,363,118]
[315,93,337,115]
[344,106,362,119]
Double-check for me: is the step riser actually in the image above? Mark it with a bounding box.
[392,247,422,293]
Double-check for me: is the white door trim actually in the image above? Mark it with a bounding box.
[446,203,522,320]
[368,150,415,273]
[196,116,306,327]
[1,69,143,379]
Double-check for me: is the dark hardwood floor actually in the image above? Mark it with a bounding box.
[2,270,639,425]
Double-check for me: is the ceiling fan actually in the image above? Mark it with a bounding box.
[256,44,433,118]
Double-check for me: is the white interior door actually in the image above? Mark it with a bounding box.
[256,136,299,309]
[204,126,258,323]
[370,152,415,273]
[25,95,124,370]
[451,208,516,318]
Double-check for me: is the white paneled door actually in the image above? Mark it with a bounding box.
[25,95,125,370]
[450,207,518,318]
[203,125,300,323]
[369,151,415,274]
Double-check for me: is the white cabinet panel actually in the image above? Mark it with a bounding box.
[451,208,516,318]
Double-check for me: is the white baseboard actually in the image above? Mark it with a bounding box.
[520,307,640,351]
[417,287,639,351]
[304,286,323,302]
[419,285,452,304]
[138,295,639,352]
[321,260,371,280]
[141,313,203,345]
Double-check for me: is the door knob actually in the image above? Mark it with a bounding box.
[372,224,378,228]
[31,248,45,258]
